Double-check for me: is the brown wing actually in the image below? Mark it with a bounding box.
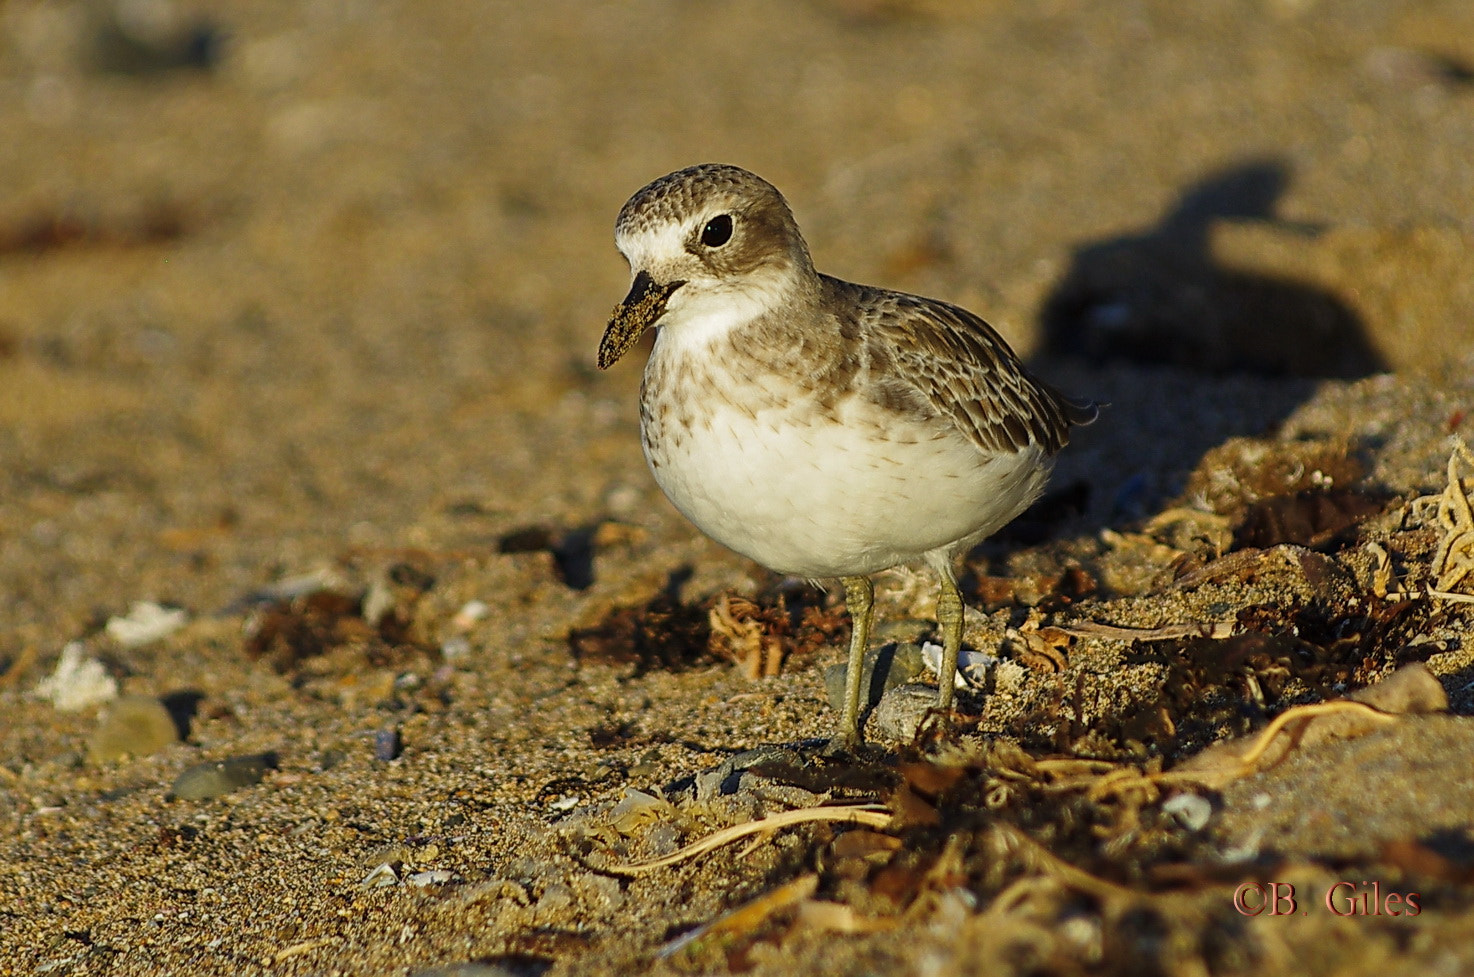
[844,279,1097,456]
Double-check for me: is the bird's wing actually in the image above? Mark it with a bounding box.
[850,282,1097,457]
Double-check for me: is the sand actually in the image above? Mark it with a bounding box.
[3,1,1474,974]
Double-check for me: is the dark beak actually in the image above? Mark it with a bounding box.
[597,270,686,370]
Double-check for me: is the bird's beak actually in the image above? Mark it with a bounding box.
[598,270,686,370]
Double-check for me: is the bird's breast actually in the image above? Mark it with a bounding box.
[637,335,1051,578]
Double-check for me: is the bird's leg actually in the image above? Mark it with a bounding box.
[935,572,963,719]
[837,575,875,750]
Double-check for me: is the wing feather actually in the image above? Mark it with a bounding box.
[836,278,1097,456]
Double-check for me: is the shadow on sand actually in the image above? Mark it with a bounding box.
[1009,159,1385,538]
[1040,158,1380,379]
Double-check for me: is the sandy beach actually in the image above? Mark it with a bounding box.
[3,1,1474,973]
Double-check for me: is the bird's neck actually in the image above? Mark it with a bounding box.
[656,266,819,357]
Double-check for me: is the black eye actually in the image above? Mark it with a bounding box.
[700,214,733,247]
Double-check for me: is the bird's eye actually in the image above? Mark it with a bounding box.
[700,214,733,248]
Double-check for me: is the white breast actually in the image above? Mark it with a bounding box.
[640,331,1052,579]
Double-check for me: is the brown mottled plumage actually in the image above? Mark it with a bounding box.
[599,164,1095,748]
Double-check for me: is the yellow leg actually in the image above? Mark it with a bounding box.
[837,575,874,750]
[935,573,963,717]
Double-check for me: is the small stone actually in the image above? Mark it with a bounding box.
[451,599,490,631]
[171,752,278,800]
[919,642,996,689]
[824,642,929,715]
[870,683,940,743]
[1163,793,1214,831]
[89,695,180,763]
[362,843,413,868]
[374,728,402,761]
[692,745,802,803]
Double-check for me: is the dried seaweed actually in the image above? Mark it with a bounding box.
[570,584,845,678]
[241,562,434,673]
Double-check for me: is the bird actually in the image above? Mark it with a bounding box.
[597,163,1096,748]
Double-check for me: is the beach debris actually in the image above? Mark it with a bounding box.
[568,592,714,674]
[1176,662,1445,787]
[242,575,429,673]
[33,642,118,711]
[605,788,681,837]
[360,861,401,888]
[407,870,456,887]
[708,593,786,679]
[573,581,843,677]
[1426,438,1474,597]
[1161,792,1213,831]
[104,601,188,647]
[919,641,993,688]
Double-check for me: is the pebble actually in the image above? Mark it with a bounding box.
[872,618,933,644]
[691,744,803,803]
[374,728,402,761]
[171,752,278,800]
[451,599,489,631]
[823,642,929,716]
[870,683,941,743]
[89,694,179,763]
[1163,792,1214,831]
[440,636,472,660]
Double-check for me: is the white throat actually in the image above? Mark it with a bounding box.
[656,273,796,351]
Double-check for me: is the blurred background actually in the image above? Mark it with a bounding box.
[2,0,1472,644]
[4,4,1474,970]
